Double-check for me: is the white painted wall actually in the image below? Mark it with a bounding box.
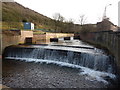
[31,23,34,30]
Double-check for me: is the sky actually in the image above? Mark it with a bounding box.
[14,0,119,25]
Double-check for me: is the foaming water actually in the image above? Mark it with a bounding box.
[31,45,96,54]
[3,39,117,84]
[4,47,115,73]
[5,57,116,84]
[50,39,94,48]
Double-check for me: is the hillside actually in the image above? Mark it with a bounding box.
[2,2,55,30]
[2,2,94,33]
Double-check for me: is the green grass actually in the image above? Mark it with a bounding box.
[2,2,55,31]
[2,2,85,33]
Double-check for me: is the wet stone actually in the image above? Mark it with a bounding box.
[2,59,108,88]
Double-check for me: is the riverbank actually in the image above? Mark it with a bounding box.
[1,30,74,55]
[78,31,120,82]
[3,59,109,88]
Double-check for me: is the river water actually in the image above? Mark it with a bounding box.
[2,38,119,88]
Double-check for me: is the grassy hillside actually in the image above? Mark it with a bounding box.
[2,2,55,30]
[2,2,95,33]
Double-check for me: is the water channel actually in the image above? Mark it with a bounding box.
[2,37,119,88]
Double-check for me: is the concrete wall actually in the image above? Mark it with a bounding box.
[46,33,74,43]
[2,31,74,51]
[46,33,74,39]
[19,30,33,44]
[2,33,20,54]
[2,30,33,53]
[32,34,46,44]
[33,33,74,44]
[79,31,120,74]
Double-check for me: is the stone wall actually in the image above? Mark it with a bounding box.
[32,34,46,44]
[2,31,74,51]
[46,33,74,39]
[97,19,118,31]
[2,30,33,53]
[2,35,20,55]
[79,31,120,74]
[33,33,74,44]
[46,33,74,43]
[19,30,33,44]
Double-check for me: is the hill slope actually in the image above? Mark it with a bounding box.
[2,2,55,30]
[2,2,82,33]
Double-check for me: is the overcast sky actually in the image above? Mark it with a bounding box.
[14,0,119,25]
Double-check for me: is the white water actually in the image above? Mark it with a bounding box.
[6,57,116,84]
[4,39,116,84]
[31,45,98,54]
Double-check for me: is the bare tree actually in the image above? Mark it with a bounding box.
[79,15,87,25]
[68,18,74,24]
[67,18,75,33]
[53,13,65,22]
[53,13,65,32]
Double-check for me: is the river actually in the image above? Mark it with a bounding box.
[2,38,119,88]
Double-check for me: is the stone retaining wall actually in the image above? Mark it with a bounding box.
[2,31,74,52]
[33,33,74,44]
[78,31,120,74]
[1,30,33,53]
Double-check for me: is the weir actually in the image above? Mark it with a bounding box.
[3,45,117,74]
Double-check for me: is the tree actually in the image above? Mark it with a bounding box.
[66,18,75,33]
[80,24,97,34]
[68,18,74,24]
[22,19,28,22]
[53,13,65,32]
[53,13,65,22]
[79,15,87,25]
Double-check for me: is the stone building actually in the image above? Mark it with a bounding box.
[97,19,118,31]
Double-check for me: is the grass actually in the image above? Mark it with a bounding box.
[2,22,23,30]
[2,2,83,33]
[2,2,55,31]
[33,30,45,35]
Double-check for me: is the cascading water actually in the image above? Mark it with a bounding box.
[4,45,116,73]
[3,40,117,84]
